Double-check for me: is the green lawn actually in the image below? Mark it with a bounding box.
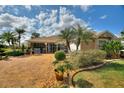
[74,59,124,88]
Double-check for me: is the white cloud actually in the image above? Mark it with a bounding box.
[0,6,89,40]
[4,6,20,15]
[0,6,6,12]
[36,11,48,25]
[100,15,108,19]
[36,7,86,36]
[36,9,58,36]
[44,10,57,26]
[0,13,37,41]
[24,5,32,11]
[14,8,20,15]
[0,6,3,12]
[80,5,91,12]
[57,7,87,31]
[36,7,87,36]
[0,13,24,29]
[36,9,58,27]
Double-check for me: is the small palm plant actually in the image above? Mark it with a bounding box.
[103,40,122,59]
[64,61,73,76]
[53,51,73,85]
[55,64,65,81]
[53,51,66,81]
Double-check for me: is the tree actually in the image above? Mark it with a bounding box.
[1,31,16,47]
[59,28,74,52]
[15,28,26,48]
[31,32,40,38]
[0,36,5,45]
[121,29,124,39]
[73,24,94,51]
[11,35,18,49]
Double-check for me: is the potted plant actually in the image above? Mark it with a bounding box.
[54,64,65,81]
[53,51,66,81]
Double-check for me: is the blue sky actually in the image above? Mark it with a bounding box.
[0,5,124,40]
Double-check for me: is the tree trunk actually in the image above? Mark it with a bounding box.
[18,36,21,48]
[8,42,11,47]
[11,39,15,50]
[76,38,80,51]
[19,40,20,48]
[66,40,71,52]
[67,72,70,85]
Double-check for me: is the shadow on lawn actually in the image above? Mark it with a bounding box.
[95,62,124,73]
[74,78,94,88]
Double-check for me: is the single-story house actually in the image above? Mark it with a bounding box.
[28,36,67,54]
[28,31,118,54]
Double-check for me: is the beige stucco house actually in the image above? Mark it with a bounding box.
[80,31,118,50]
[28,36,67,53]
[28,31,118,54]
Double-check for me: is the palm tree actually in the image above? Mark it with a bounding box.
[1,31,15,47]
[0,36,4,45]
[59,28,74,52]
[15,28,26,48]
[11,35,18,49]
[73,24,94,51]
[121,29,124,40]
[31,32,40,38]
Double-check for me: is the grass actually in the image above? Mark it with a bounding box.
[74,59,124,88]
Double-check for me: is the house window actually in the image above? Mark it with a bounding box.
[99,40,107,49]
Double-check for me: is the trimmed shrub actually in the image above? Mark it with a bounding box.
[70,50,106,68]
[54,51,66,61]
[0,49,5,56]
[6,51,24,56]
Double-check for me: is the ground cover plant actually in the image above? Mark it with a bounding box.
[6,50,24,56]
[73,59,124,88]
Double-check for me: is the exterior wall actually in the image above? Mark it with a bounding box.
[28,42,31,48]
[96,38,110,49]
[80,39,96,50]
[80,38,114,50]
[70,43,81,51]
[28,42,68,53]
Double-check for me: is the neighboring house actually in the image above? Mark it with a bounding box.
[28,31,118,53]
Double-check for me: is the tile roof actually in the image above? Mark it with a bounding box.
[28,31,118,43]
[28,35,65,43]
